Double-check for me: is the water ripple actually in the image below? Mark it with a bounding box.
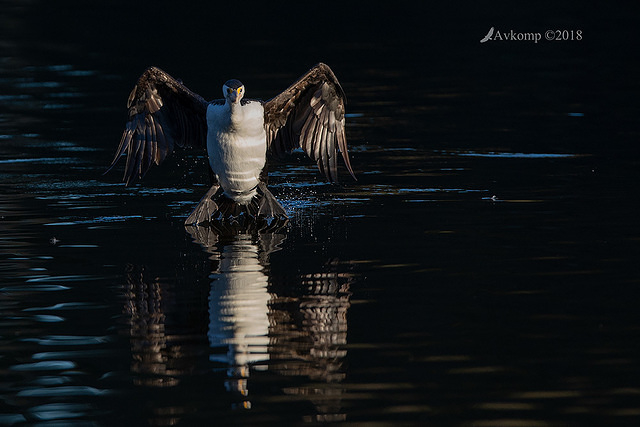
[26,274,100,283]
[28,376,73,386]
[32,350,115,360]
[29,403,95,421]
[16,386,109,397]
[445,150,581,159]
[0,157,78,165]
[11,360,77,371]
[24,302,105,311]
[21,335,112,346]
[0,284,70,292]
[33,314,65,323]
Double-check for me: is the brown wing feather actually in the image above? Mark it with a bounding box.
[263,63,356,182]
[106,66,209,185]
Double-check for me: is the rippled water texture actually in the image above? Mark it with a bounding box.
[2,1,640,426]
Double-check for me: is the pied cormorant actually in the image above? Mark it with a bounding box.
[106,63,355,225]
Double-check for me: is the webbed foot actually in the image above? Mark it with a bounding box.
[185,184,220,225]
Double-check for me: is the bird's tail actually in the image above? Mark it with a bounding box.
[186,182,288,224]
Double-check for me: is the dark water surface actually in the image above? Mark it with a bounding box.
[2,1,640,426]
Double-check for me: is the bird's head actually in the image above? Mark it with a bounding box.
[223,79,245,104]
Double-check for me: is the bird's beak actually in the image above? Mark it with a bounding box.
[229,89,241,104]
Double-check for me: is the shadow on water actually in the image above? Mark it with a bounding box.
[119,222,353,424]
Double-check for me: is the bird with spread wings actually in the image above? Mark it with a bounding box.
[106,63,355,225]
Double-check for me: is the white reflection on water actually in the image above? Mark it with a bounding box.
[208,234,273,397]
[189,227,283,402]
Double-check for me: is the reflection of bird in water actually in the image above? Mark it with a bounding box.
[207,234,276,398]
[189,225,353,421]
[187,225,286,404]
[269,260,353,422]
[106,63,356,225]
[123,265,179,388]
[123,222,354,421]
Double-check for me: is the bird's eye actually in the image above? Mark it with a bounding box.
[227,88,233,94]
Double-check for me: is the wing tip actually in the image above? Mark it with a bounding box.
[347,165,357,181]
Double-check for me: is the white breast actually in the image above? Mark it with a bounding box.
[206,101,267,204]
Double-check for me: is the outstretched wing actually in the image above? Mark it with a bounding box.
[263,63,355,183]
[106,66,209,185]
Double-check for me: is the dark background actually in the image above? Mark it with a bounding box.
[2,1,640,425]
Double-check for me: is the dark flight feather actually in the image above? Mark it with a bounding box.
[106,66,209,185]
[263,63,356,183]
